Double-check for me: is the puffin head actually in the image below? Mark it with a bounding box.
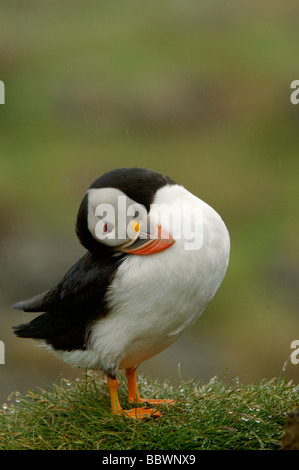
[76,168,176,257]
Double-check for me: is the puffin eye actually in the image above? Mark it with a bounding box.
[103,222,114,233]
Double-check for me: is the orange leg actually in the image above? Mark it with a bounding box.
[126,366,175,406]
[107,375,161,419]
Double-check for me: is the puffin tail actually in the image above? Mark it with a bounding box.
[13,322,36,338]
[12,291,49,313]
[13,313,49,340]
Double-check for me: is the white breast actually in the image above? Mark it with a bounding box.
[86,184,230,372]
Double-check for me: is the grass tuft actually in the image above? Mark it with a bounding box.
[0,373,298,450]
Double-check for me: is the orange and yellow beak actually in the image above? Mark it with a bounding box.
[120,217,175,255]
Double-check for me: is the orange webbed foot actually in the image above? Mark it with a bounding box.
[107,375,162,419]
[132,397,176,406]
[107,367,175,420]
[121,406,162,419]
[126,367,176,408]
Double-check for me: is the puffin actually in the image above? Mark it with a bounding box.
[13,167,230,419]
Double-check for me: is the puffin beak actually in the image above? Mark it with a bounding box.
[120,217,175,255]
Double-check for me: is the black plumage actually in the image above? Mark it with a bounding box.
[13,167,175,351]
[76,167,175,255]
[13,251,122,351]
[12,167,230,418]
[13,168,175,352]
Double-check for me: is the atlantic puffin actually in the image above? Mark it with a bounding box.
[13,167,230,418]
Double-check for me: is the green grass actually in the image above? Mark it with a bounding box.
[0,373,297,450]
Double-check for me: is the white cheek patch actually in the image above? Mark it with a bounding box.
[87,188,147,247]
[94,202,116,241]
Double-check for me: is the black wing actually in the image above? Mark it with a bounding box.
[13,252,123,351]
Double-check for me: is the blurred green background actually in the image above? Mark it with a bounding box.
[0,0,299,404]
